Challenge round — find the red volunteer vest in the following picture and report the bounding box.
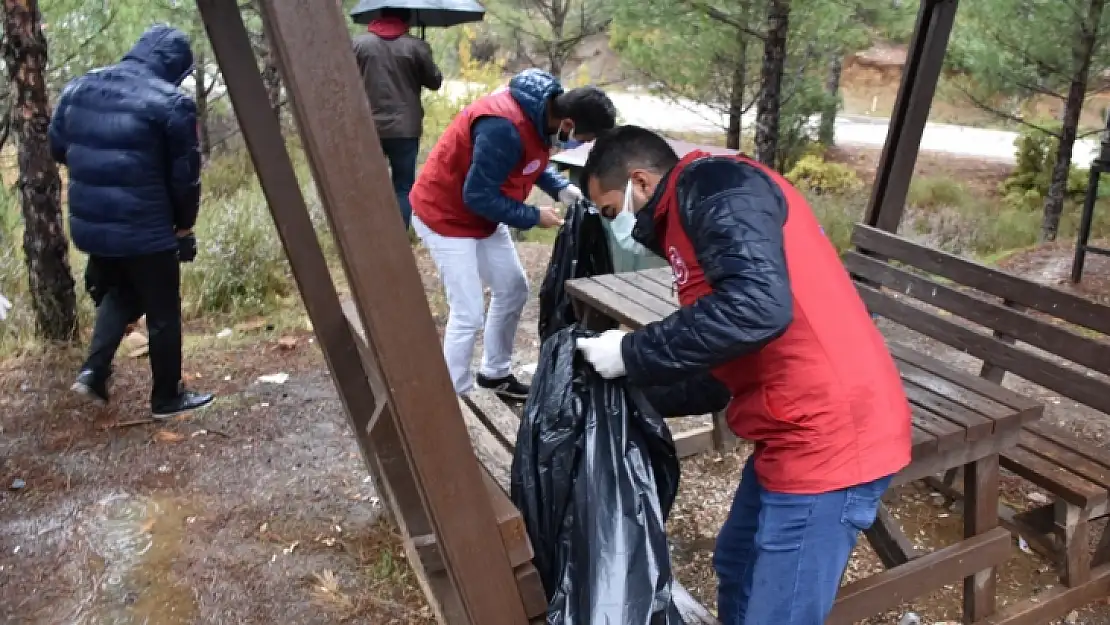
[656,151,912,494]
[410,89,550,238]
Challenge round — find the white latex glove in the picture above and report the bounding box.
[557,184,583,206]
[575,329,629,378]
[0,294,10,321]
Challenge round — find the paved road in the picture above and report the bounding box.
[441,80,1100,167]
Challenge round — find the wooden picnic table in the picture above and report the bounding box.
[565,267,1045,624]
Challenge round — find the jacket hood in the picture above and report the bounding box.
[509,69,563,145]
[122,25,194,86]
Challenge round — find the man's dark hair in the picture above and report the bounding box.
[381,7,412,20]
[582,125,680,192]
[551,86,617,136]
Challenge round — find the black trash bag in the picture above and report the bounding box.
[537,198,616,342]
[510,326,683,625]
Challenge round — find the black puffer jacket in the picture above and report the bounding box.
[621,157,795,417]
[50,25,199,258]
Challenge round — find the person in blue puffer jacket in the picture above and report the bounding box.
[49,24,213,418]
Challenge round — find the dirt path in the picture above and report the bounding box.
[3,240,1109,624]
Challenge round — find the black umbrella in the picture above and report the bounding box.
[349,0,486,28]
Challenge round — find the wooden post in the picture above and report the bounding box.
[864,0,959,233]
[195,1,528,623]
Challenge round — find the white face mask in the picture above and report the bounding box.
[610,180,647,255]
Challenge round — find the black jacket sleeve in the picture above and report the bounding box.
[165,94,202,231]
[638,372,732,418]
[621,158,794,387]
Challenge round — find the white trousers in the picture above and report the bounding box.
[413,216,529,394]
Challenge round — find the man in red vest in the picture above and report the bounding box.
[410,69,616,400]
[576,125,912,624]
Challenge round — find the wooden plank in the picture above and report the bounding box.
[711,409,740,452]
[904,380,994,440]
[463,388,520,452]
[460,399,514,491]
[1026,421,1110,470]
[963,454,1000,621]
[911,405,965,450]
[885,338,1045,419]
[613,271,678,310]
[843,251,1110,376]
[514,564,548,619]
[912,424,939,455]
[862,0,958,233]
[895,427,1021,487]
[197,0,383,472]
[566,276,662,328]
[827,526,1012,625]
[853,224,1110,336]
[863,505,920,568]
[594,273,677,319]
[896,359,1014,421]
[369,410,466,622]
[1019,430,1110,491]
[640,266,677,290]
[249,2,530,620]
[998,447,1105,508]
[980,561,1110,625]
[674,425,714,459]
[864,285,1104,414]
[197,4,472,622]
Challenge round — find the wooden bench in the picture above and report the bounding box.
[847,224,1110,623]
[564,268,1042,624]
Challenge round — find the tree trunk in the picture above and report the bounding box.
[253,0,283,120]
[1041,0,1104,242]
[726,37,747,151]
[754,0,790,166]
[3,0,76,341]
[818,52,843,147]
[193,52,211,159]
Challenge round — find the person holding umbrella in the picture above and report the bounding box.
[409,69,617,400]
[352,7,443,231]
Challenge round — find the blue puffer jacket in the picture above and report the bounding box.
[462,69,571,230]
[49,25,200,258]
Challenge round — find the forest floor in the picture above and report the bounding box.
[2,149,1110,625]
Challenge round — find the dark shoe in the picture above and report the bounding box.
[152,390,214,419]
[71,369,109,404]
[476,374,530,401]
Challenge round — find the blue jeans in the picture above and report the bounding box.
[380,137,420,230]
[714,456,893,624]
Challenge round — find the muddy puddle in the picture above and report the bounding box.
[73,492,195,625]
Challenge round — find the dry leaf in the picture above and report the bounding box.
[154,430,186,443]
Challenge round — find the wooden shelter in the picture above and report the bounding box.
[190,0,972,623]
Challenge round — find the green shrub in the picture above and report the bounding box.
[807,191,863,252]
[907,177,972,209]
[1000,123,1101,207]
[785,156,864,196]
[181,181,294,320]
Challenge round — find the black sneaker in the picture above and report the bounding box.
[476,374,530,401]
[152,390,215,419]
[71,369,110,404]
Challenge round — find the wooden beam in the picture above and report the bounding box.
[827,526,1011,625]
[199,1,529,622]
[864,0,959,232]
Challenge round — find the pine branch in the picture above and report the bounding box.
[957,85,1061,138]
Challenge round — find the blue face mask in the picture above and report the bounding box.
[610,180,648,255]
[551,125,576,150]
